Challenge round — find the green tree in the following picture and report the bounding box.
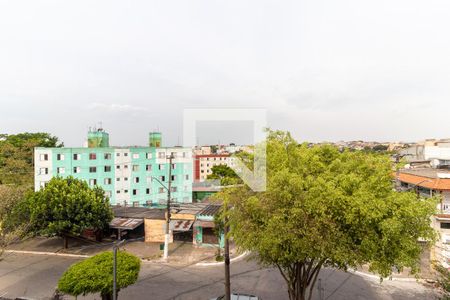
[207,164,241,186]
[0,132,63,185]
[0,185,30,259]
[58,250,141,300]
[18,177,112,248]
[219,130,437,300]
[434,262,450,299]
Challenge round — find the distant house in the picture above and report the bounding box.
[396,168,450,268]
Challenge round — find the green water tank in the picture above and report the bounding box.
[149,132,162,147]
[88,129,109,148]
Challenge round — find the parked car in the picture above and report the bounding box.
[211,293,260,300]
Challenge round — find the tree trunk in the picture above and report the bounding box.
[101,292,113,300]
[63,235,68,249]
[277,260,323,300]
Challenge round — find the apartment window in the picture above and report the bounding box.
[159,187,165,194]
[104,166,111,172]
[133,153,139,159]
[201,170,204,173]
[57,154,64,161]
[146,177,152,184]
[89,179,97,186]
[40,154,48,161]
[116,165,121,170]
[124,165,129,169]
[73,167,81,174]
[171,163,176,170]
[132,165,139,172]
[104,153,112,160]
[116,178,120,182]
[184,185,188,192]
[39,168,48,175]
[116,190,121,194]
[132,189,138,195]
[146,165,152,171]
[134,177,140,183]
[160,175,165,182]
[182,152,187,158]
[89,167,97,173]
[171,175,176,181]
[57,167,65,174]
[104,178,112,185]
[185,174,189,180]
[159,164,164,170]
[73,153,80,160]
[105,191,112,198]
[171,152,176,158]
[146,200,152,206]
[124,189,128,194]
[133,201,139,207]
[441,223,450,229]
[158,152,165,159]
[89,153,96,160]
[146,188,150,194]
[124,152,128,157]
[171,186,177,192]
[146,153,152,159]
[40,181,47,188]
[124,177,128,181]
[116,153,121,157]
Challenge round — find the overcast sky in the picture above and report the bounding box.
[1,0,449,147]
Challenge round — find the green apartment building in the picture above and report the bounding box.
[34,129,193,206]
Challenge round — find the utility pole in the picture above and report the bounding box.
[113,239,125,300]
[163,154,174,260]
[224,215,231,300]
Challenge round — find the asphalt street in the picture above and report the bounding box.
[0,252,440,300]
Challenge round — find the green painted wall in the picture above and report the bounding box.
[37,146,193,206]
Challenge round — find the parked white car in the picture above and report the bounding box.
[211,293,260,300]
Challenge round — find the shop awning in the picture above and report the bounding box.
[169,219,194,231]
[109,218,143,230]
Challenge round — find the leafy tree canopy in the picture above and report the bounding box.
[58,250,140,300]
[16,177,112,247]
[207,164,241,186]
[220,130,438,300]
[0,185,31,258]
[0,132,63,185]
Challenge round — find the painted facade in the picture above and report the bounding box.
[34,130,193,206]
[193,154,235,182]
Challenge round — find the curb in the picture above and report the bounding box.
[195,251,250,267]
[4,250,91,258]
[349,269,423,282]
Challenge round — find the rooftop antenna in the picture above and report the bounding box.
[99,121,103,131]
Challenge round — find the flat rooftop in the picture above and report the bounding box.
[400,168,450,179]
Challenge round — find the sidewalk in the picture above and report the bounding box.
[6,236,238,265]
